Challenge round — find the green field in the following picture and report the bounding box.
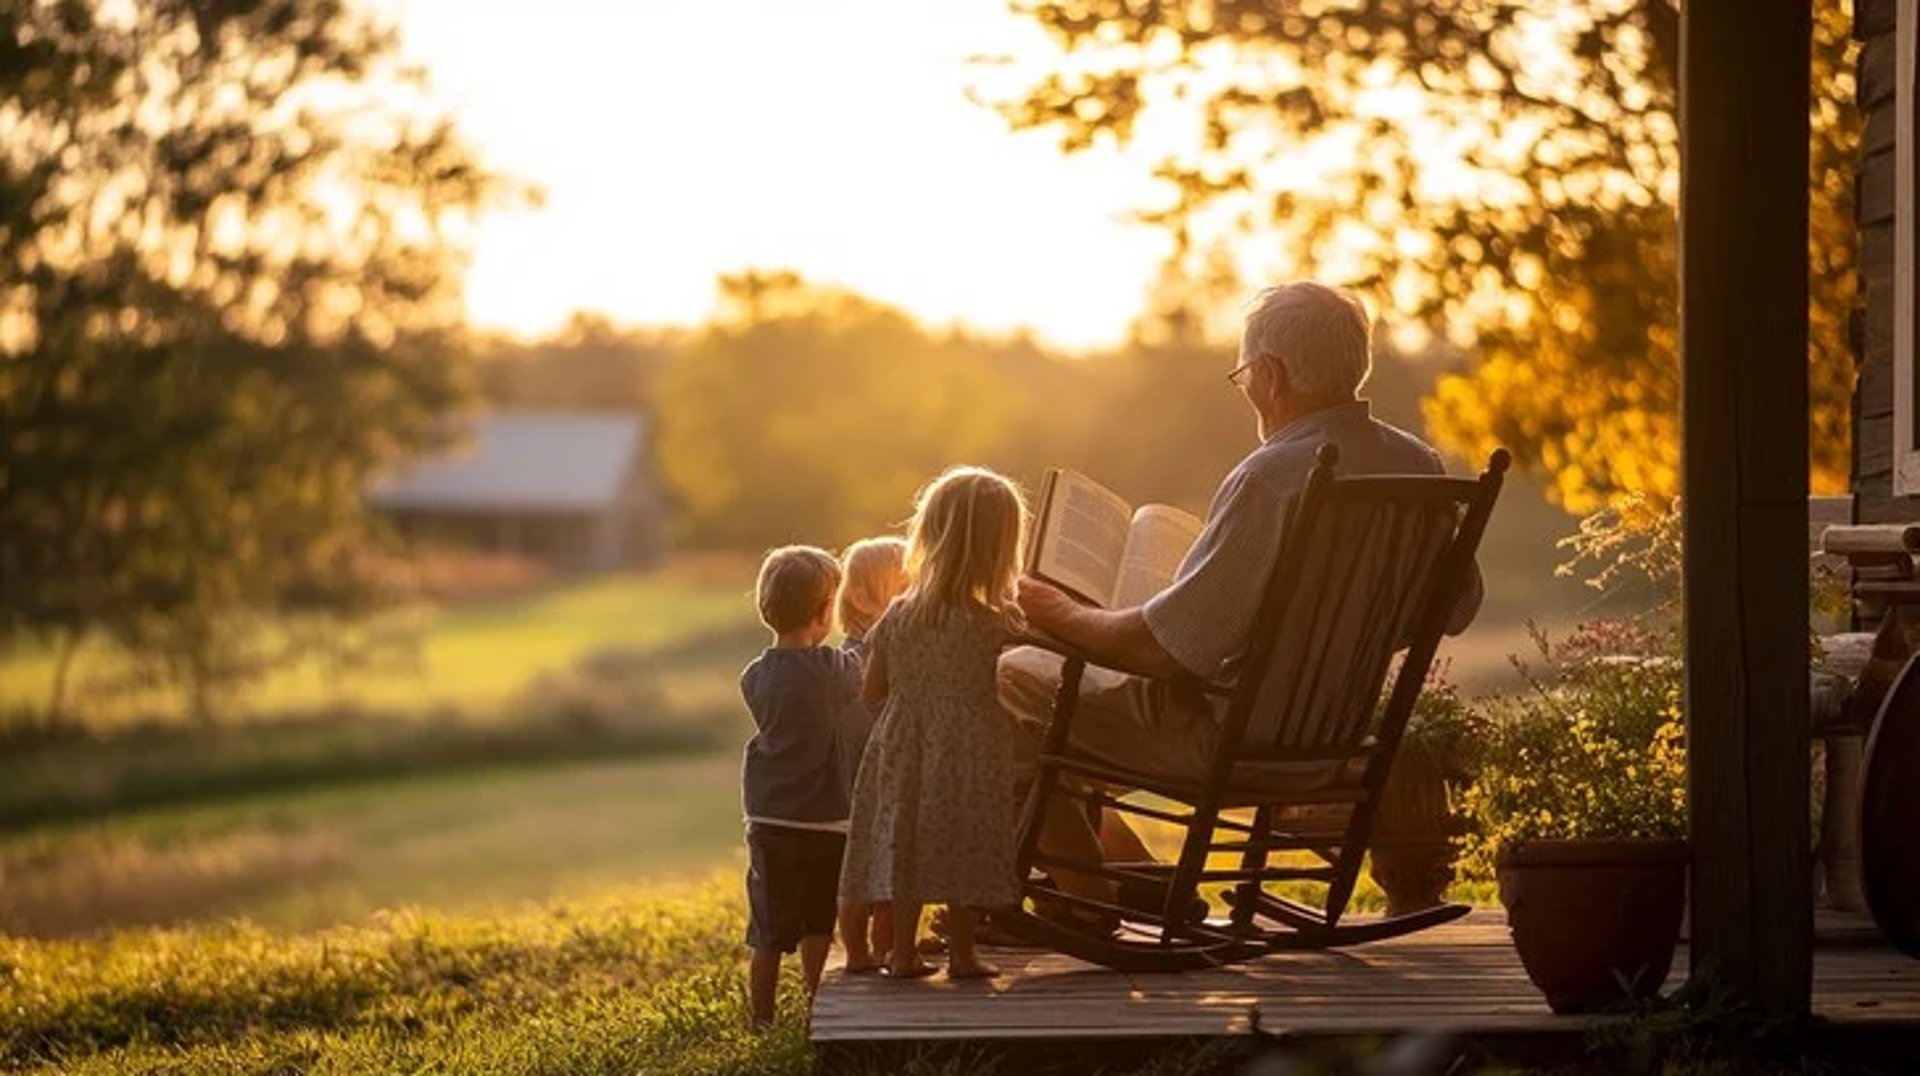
[0,564,769,827]
[0,561,762,726]
[0,753,749,938]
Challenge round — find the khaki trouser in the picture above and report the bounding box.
[997,645,1219,786]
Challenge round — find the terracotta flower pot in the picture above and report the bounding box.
[1496,838,1688,1013]
[1370,747,1460,917]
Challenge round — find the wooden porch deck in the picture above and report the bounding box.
[812,910,1920,1065]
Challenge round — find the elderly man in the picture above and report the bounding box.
[1001,281,1482,903]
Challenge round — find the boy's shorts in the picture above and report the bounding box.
[744,823,845,953]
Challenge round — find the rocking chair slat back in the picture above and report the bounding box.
[1240,495,1459,753]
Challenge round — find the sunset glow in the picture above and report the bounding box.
[391,0,1178,349]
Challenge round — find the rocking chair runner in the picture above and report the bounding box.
[997,443,1510,972]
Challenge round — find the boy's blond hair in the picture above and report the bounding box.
[754,546,840,633]
[836,537,909,640]
[902,467,1027,621]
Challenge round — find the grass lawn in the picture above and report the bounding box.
[0,560,761,727]
[0,752,751,937]
[0,561,769,828]
[0,876,816,1075]
[0,875,1294,1076]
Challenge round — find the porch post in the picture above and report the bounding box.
[1679,1,1813,1015]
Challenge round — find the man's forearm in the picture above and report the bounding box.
[1044,602,1187,679]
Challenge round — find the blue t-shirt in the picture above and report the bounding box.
[739,645,865,827]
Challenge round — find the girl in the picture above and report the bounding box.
[832,536,908,972]
[838,468,1027,980]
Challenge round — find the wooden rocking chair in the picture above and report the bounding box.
[996,444,1509,972]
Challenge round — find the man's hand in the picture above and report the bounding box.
[1017,576,1078,636]
[1016,575,1186,679]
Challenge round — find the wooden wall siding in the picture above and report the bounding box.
[1856,0,1904,519]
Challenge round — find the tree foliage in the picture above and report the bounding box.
[654,269,1283,551]
[989,0,1858,511]
[656,272,1023,549]
[469,313,672,415]
[0,0,521,717]
[653,271,1523,555]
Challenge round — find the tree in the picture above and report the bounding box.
[0,0,523,720]
[656,272,1020,549]
[470,313,674,415]
[987,0,1858,512]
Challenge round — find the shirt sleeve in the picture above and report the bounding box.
[1140,466,1289,678]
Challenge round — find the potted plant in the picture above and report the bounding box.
[1370,672,1487,917]
[1461,620,1688,1014]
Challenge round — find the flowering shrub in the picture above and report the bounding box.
[1398,665,1491,786]
[1458,620,1687,876]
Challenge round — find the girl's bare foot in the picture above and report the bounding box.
[946,959,1001,981]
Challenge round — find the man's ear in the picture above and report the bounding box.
[1266,356,1291,399]
[1252,353,1288,403]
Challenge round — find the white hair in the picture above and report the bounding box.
[1241,282,1373,398]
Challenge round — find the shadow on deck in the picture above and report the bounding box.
[811,910,1920,1072]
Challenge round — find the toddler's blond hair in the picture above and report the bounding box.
[837,537,908,640]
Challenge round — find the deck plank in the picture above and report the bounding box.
[811,909,1920,1044]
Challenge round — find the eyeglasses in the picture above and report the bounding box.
[1225,355,1259,386]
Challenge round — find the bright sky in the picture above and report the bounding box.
[391,0,1175,350]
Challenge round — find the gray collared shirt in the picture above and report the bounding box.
[1141,401,1448,679]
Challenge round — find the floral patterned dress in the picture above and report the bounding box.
[838,597,1021,907]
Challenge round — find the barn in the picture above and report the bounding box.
[370,412,665,572]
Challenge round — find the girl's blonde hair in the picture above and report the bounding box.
[837,537,909,640]
[901,466,1028,621]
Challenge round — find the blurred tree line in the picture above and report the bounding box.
[474,269,1458,552]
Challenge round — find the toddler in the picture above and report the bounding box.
[832,536,909,972]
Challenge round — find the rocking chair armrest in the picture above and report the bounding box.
[1004,631,1233,698]
[1005,629,1098,668]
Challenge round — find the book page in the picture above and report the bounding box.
[1111,504,1204,610]
[1031,469,1134,607]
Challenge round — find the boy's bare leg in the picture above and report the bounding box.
[838,902,877,971]
[945,906,1001,980]
[747,947,780,1030]
[799,934,830,996]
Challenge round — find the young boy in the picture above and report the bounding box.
[739,545,865,1030]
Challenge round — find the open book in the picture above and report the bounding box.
[1027,468,1204,609]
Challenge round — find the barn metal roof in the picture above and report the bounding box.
[370,412,644,515]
